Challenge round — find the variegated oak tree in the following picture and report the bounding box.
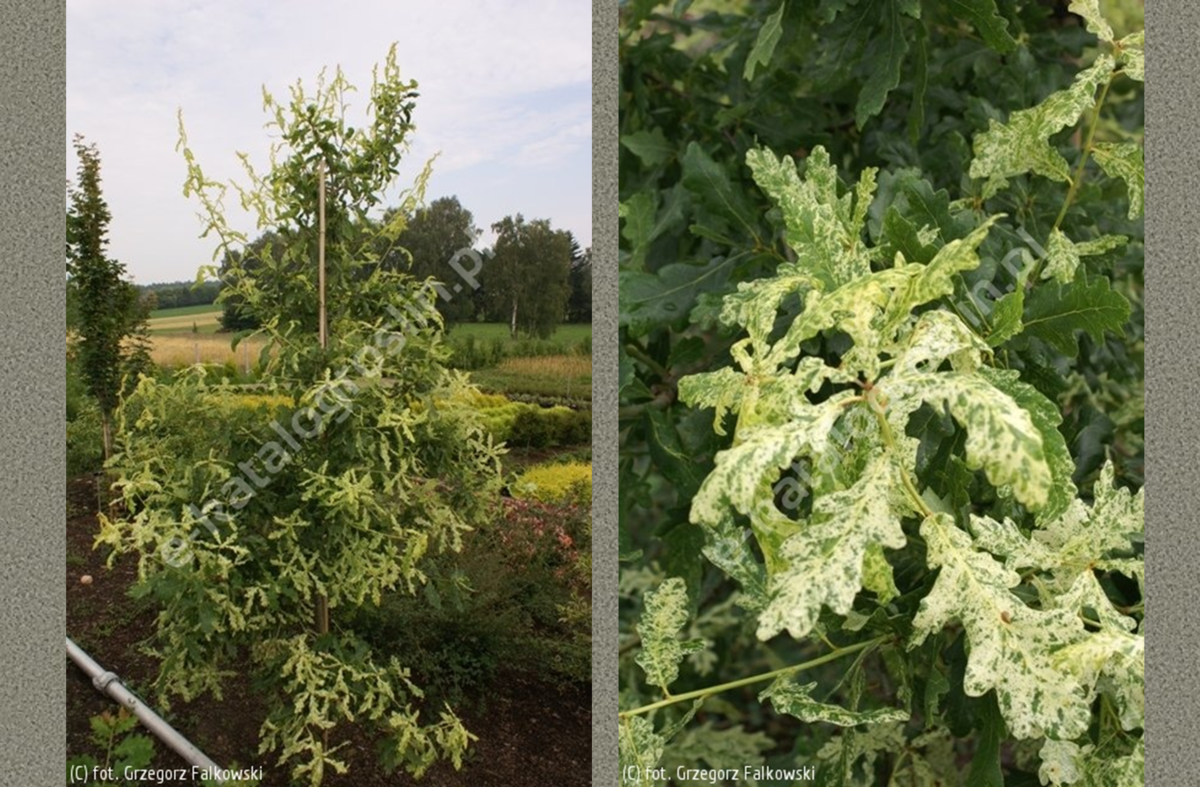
[619,1,1143,784]
[98,47,502,785]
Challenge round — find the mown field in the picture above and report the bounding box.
[145,305,592,402]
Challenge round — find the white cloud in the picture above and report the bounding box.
[67,0,591,283]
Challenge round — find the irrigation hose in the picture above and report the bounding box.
[66,637,226,784]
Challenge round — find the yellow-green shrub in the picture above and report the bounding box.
[512,462,592,506]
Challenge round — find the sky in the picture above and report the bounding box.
[66,0,592,285]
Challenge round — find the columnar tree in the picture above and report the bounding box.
[66,134,149,460]
[98,47,502,784]
[487,214,573,338]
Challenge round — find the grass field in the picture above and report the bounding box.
[445,323,591,345]
[147,303,222,335]
[149,334,268,369]
[471,355,592,401]
[145,306,593,399]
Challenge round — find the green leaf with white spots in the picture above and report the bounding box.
[883,371,1052,510]
[619,716,666,786]
[1068,0,1113,42]
[690,394,850,529]
[969,55,1114,197]
[635,578,707,691]
[1038,735,1144,787]
[1091,142,1144,219]
[760,678,910,726]
[757,454,908,640]
[1043,229,1081,285]
[977,366,1077,522]
[894,310,989,375]
[746,145,877,289]
[1118,30,1144,81]
[911,513,1091,740]
[880,218,999,340]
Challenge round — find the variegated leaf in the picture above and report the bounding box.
[912,513,1090,739]
[1091,142,1144,219]
[619,716,666,786]
[1068,0,1113,42]
[1118,30,1144,82]
[760,678,909,726]
[882,371,1052,510]
[893,310,989,374]
[757,455,907,641]
[970,55,1115,197]
[746,145,876,289]
[635,578,706,691]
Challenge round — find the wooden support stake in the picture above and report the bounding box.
[315,159,330,638]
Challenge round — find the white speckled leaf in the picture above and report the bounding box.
[757,455,906,641]
[969,55,1115,197]
[691,395,849,529]
[619,716,666,786]
[883,218,998,336]
[894,310,989,374]
[766,268,912,375]
[746,145,876,289]
[1050,573,1144,731]
[719,265,816,355]
[882,372,1052,510]
[911,513,1090,739]
[1038,737,1144,787]
[977,366,1078,523]
[1033,461,1143,575]
[760,678,910,726]
[1118,30,1144,82]
[635,578,706,691]
[1038,739,1085,787]
[1091,142,1144,219]
[1043,229,1081,284]
[1068,0,1113,41]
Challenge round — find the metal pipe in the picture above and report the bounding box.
[66,637,225,783]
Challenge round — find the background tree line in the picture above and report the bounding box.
[217,196,591,337]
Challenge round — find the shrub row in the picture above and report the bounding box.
[512,461,592,506]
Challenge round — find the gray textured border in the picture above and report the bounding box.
[1144,4,1199,784]
[0,0,67,780]
[593,0,618,785]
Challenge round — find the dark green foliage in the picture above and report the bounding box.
[66,135,152,458]
[484,214,574,338]
[379,196,482,325]
[138,279,221,311]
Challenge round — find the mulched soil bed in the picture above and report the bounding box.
[67,475,592,786]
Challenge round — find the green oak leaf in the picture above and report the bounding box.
[744,1,786,81]
[947,0,1017,53]
[1021,275,1130,357]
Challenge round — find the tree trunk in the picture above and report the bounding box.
[510,296,518,338]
